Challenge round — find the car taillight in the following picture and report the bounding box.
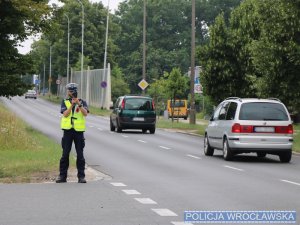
[232,123,241,133]
[121,99,125,109]
[232,123,253,133]
[275,124,293,134]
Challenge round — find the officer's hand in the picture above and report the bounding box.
[71,98,78,105]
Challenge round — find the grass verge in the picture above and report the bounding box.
[293,124,300,153]
[156,118,206,136]
[0,102,75,183]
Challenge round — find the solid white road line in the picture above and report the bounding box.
[187,154,201,160]
[134,198,157,204]
[138,140,147,143]
[171,222,194,225]
[224,165,244,172]
[122,190,141,195]
[159,146,171,150]
[151,208,178,217]
[110,182,127,187]
[281,179,300,186]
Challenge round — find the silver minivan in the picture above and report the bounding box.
[204,98,293,162]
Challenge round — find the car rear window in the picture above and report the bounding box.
[170,101,185,107]
[125,98,153,110]
[239,102,289,121]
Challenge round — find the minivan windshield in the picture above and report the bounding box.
[125,98,153,110]
[239,102,289,121]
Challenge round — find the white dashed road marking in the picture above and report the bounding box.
[135,198,157,204]
[151,208,178,217]
[97,128,103,131]
[187,154,201,159]
[281,179,300,186]
[110,182,127,187]
[138,140,147,143]
[122,190,141,195]
[159,146,171,150]
[172,222,194,225]
[121,135,129,138]
[224,165,244,172]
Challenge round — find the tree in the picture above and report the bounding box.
[163,68,189,122]
[115,0,242,93]
[146,77,167,118]
[30,0,120,92]
[111,66,130,103]
[0,0,51,97]
[199,0,300,111]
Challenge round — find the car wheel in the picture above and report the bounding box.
[257,152,267,158]
[149,127,155,134]
[223,138,233,161]
[204,134,214,156]
[142,129,147,133]
[279,150,292,163]
[110,119,115,132]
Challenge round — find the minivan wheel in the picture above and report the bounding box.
[279,150,292,163]
[110,119,115,132]
[257,152,267,158]
[204,135,214,156]
[142,129,147,133]
[149,127,155,134]
[223,138,233,161]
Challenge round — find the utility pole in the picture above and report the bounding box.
[189,0,196,124]
[77,0,84,97]
[103,0,110,71]
[49,45,52,96]
[64,14,70,83]
[142,0,146,95]
[43,63,45,96]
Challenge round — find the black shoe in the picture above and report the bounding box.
[56,176,67,183]
[78,177,87,183]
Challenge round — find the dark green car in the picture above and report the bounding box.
[110,95,156,134]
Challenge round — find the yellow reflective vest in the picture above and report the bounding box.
[60,100,86,131]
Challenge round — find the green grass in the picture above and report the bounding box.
[40,94,63,104]
[293,124,300,153]
[0,103,75,183]
[156,118,206,136]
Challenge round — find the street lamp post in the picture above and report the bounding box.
[190,0,196,124]
[142,0,147,95]
[77,0,84,96]
[103,0,110,71]
[64,14,70,83]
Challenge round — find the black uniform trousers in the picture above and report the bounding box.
[59,128,85,178]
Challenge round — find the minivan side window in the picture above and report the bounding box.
[212,104,223,121]
[218,102,230,120]
[226,102,238,120]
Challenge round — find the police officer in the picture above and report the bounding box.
[56,83,89,183]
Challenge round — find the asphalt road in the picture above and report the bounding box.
[1,96,300,225]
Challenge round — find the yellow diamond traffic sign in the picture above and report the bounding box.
[138,79,149,90]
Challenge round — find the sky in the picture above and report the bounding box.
[17,0,124,55]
